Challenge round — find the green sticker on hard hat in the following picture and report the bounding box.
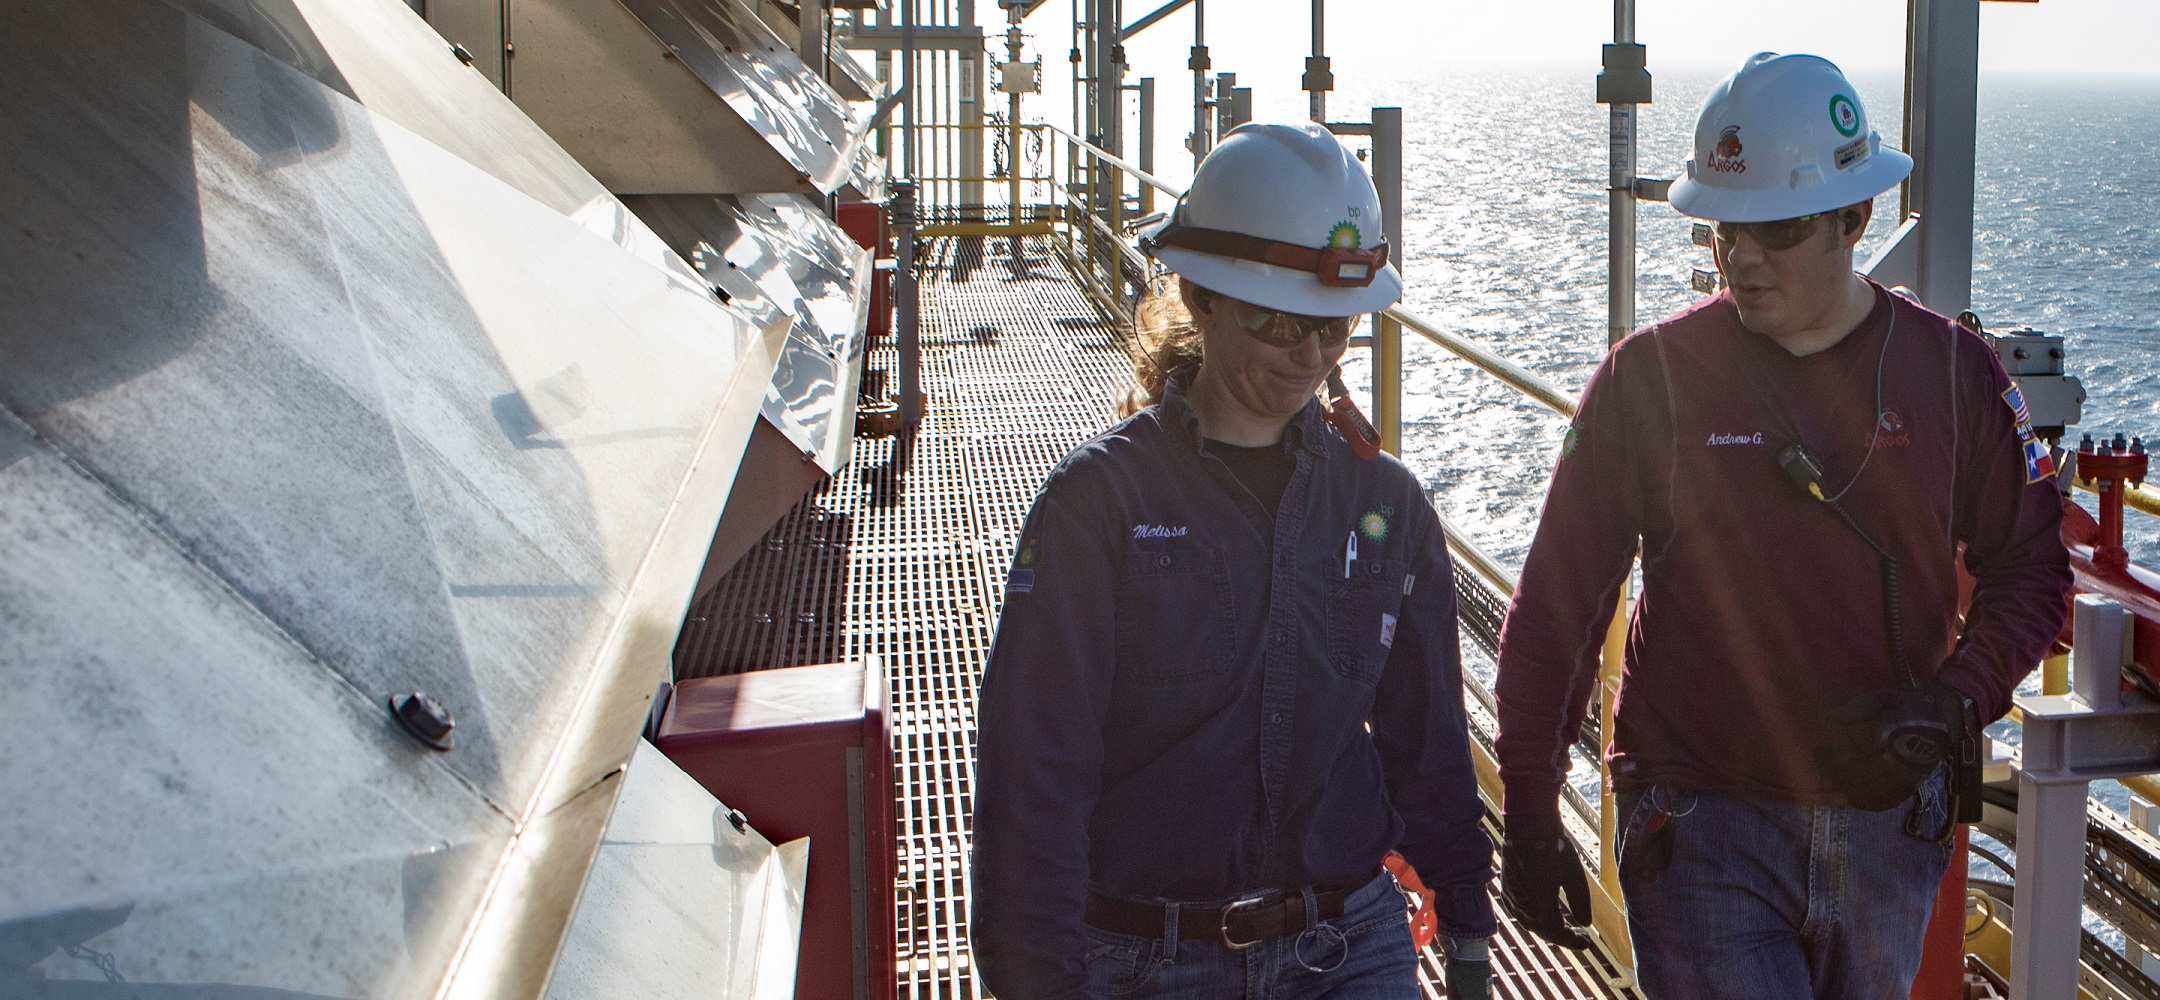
[1829,95,1860,138]
[1327,221,1362,249]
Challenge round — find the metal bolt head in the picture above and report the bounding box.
[389,692,455,751]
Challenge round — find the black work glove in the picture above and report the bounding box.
[1442,936,1491,1000]
[1817,681,1970,812]
[1499,807,1593,950]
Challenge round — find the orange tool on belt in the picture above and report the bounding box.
[1383,850,1439,950]
[1324,367,1384,461]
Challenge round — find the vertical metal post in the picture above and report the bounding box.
[1904,0,1980,316]
[901,0,916,181]
[892,181,922,427]
[1369,107,1403,454]
[962,47,985,217]
[1215,72,1237,138]
[1005,11,1025,237]
[895,0,921,428]
[1189,0,1209,168]
[1603,0,1639,347]
[1304,0,1329,124]
[1137,77,1156,217]
[797,0,828,81]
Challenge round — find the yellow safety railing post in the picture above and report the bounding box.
[1592,584,1635,969]
[2042,652,2070,696]
[1376,313,1403,454]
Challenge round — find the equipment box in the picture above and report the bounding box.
[657,659,895,1000]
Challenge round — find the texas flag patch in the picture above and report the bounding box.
[2001,385,2057,484]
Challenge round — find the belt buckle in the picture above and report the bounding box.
[1218,896,1265,950]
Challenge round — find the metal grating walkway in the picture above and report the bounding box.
[675,236,1644,1000]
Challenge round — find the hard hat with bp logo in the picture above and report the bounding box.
[1139,123,1401,318]
[1667,53,1913,223]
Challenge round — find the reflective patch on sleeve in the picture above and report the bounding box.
[1006,568,1035,594]
[1379,613,1398,649]
[1402,573,1416,596]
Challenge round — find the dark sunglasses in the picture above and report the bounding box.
[1201,291,1356,349]
[1709,212,1830,252]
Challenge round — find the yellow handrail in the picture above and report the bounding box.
[1437,512,1518,598]
[2072,475,2160,520]
[1386,304,1580,418]
[1043,124,1188,200]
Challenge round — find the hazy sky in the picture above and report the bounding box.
[1090,0,2160,78]
[996,0,2157,182]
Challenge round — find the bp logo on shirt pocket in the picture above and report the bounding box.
[1325,557,1407,684]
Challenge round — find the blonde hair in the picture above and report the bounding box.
[1121,276,1205,416]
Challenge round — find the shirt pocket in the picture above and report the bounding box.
[1325,557,1408,684]
[1115,545,1235,686]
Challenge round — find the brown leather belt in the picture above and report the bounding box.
[1082,867,1386,950]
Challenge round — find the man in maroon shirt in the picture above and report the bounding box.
[1493,54,2070,998]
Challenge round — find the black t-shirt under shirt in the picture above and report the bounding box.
[1204,438,1296,518]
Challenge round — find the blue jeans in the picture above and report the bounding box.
[1615,775,1953,1000]
[1080,871,1418,999]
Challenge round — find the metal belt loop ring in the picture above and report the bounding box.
[1293,923,1348,973]
[1218,896,1263,950]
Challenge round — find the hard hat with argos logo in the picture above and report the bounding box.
[1139,123,1401,318]
[1667,52,1913,223]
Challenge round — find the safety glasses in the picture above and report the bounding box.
[1709,212,1830,252]
[1210,294,1356,349]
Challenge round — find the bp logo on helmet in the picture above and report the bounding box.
[1829,95,1860,137]
[1327,221,1361,248]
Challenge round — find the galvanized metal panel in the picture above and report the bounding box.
[0,413,512,997]
[621,194,871,474]
[545,741,808,1000]
[1,3,786,996]
[608,0,863,193]
[162,0,716,299]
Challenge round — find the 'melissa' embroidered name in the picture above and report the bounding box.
[1132,524,1189,539]
[1707,432,1764,446]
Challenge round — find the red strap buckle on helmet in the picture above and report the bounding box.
[1143,224,1389,289]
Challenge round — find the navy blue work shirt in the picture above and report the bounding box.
[969,368,1495,998]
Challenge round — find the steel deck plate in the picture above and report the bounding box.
[675,236,1643,1000]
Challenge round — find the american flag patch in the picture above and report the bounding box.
[2002,384,2057,484]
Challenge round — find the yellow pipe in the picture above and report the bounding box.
[1435,513,1518,597]
[2041,652,2070,697]
[1387,304,1580,418]
[2124,774,2160,806]
[1593,585,1633,969]
[2070,472,2160,519]
[1376,314,1403,455]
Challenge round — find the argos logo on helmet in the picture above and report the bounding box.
[1708,126,1746,174]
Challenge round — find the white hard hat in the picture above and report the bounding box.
[1667,53,1913,223]
[1140,123,1401,317]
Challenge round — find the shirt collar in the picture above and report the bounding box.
[1158,364,1329,458]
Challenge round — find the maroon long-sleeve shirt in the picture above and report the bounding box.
[1496,284,2071,807]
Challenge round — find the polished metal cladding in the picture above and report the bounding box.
[544,742,808,1000]
[625,194,873,476]
[0,1,783,996]
[161,0,714,294]
[464,0,870,195]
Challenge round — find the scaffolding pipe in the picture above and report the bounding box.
[1305,0,1328,123]
[897,0,921,426]
[1369,107,1402,453]
[1605,1,1637,347]
[1190,0,1209,168]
